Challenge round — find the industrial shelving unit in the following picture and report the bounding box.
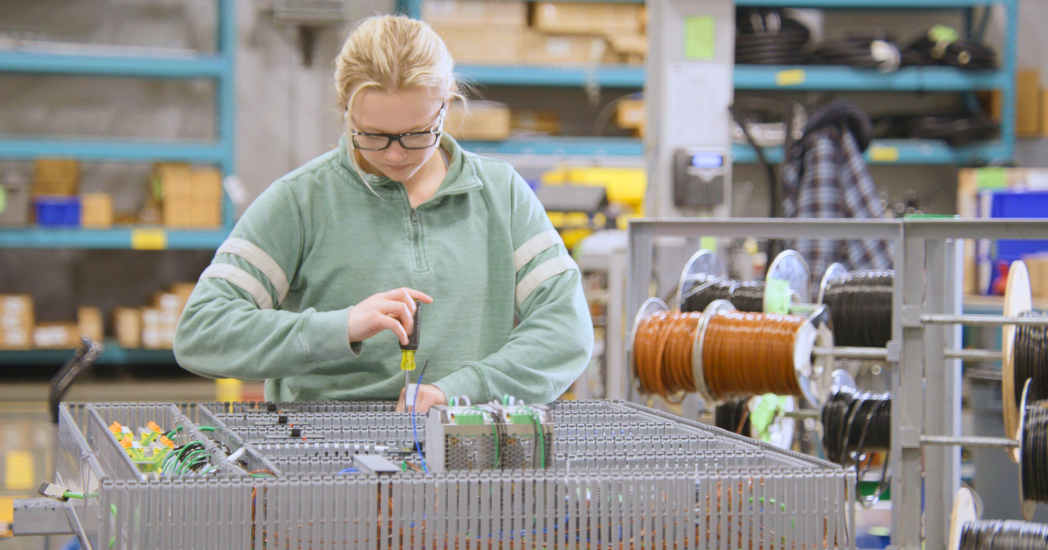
[624,217,1048,550]
[0,0,236,362]
[407,0,1018,167]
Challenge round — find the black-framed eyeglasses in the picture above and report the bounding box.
[350,104,446,151]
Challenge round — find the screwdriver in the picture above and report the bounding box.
[400,300,422,393]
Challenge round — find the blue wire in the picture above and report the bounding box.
[412,366,429,474]
[337,468,358,475]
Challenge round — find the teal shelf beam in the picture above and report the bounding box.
[462,137,1010,165]
[0,138,226,163]
[0,228,230,249]
[455,65,645,88]
[458,64,1008,91]
[734,66,1008,91]
[0,340,176,366]
[0,51,227,79]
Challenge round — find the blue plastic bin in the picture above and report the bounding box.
[33,196,81,227]
[991,191,1048,261]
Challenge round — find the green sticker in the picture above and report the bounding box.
[0,185,6,214]
[684,16,716,60]
[929,25,959,45]
[764,277,791,314]
[750,394,786,443]
[975,167,1008,190]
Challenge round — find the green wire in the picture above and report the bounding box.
[467,406,500,467]
[520,406,545,469]
[63,491,84,500]
[198,426,216,432]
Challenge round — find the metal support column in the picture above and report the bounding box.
[606,248,627,400]
[894,233,924,550]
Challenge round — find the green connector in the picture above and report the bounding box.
[454,413,486,425]
[510,412,536,425]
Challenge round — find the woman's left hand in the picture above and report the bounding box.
[396,384,448,413]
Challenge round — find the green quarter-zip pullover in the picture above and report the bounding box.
[174,134,594,404]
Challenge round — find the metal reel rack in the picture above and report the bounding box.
[625,217,1048,550]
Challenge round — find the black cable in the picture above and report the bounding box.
[714,398,752,436]
[812,34,905,71]
[682,278,767,314]
[1022,400,1048,504]
[905,35,997,70]
[821,386,891,467]
[1013,312,1048,407]
[821,270,894,348]
[960,519,1048,549]
[735,9,811,65]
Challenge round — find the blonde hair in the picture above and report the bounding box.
[334,14,464,121]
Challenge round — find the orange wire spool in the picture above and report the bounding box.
[633,301,822,404]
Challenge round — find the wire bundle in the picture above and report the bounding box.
[960,520,1048,549]
[1022,401,1048,503]
[821,386,891,467]
[634,309,809,402]
[812,35,906,71]
[735,8,811,65]
[821,270,894,348]
[714,398,752,435]
[905,35,997,70]
[1013,311,1048,406]
[682,278,767,314]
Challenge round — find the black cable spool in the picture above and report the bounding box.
[714,397,752,435]
[735,8,811,65]
[821,270,894,348]
[1022,398,1048,504]
[681,278,767,314]
[959,520,1048,549]
[1013,311,1048,407]
[812,34,903,71]
[821,386,891,467]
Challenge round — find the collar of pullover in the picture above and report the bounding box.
[336,133,484,202]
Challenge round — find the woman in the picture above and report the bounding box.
[174,14,593,412]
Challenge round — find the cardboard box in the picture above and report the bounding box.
[77,307,104,343]
[533,2,644,35]
[432,24,524,64]
[141,308,163,349]
[81,193,113,229]
[1016,69,1041,138]
[171,282,196,303]
[33,323,79,349]
[1041,89,1048,137]
[1,295,34,329]
[511,109,561,135]
[423,0,527,26]
[616,98,645,136]
[607,33,647,63]
[522,30,611,65]
[113,308,141,349]
[33,159,79,196]
[1026,253,1048,298]
[0,327,31,349]
[444,101,512,141]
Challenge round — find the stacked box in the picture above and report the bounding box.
[426,0,527,64]
[0,295,34,350]
[141,308,162,349]
[33,322,79,349]
[531,2,645,63]
[113,308,141,349]
[444,101,512,141]
[78,307,104,343]
[81,193,114,229]
[153,292,188,348]
[32,159,79,196]
[158,164,223,228]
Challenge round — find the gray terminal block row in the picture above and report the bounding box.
[47,399,855,549]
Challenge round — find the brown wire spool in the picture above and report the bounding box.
[631,298,833,406]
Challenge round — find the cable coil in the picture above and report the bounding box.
[959,520,1048,549]
[682,278,768,314]
[634,309,807,402]
[821,270,894,348]
[821,386,891,506]
[1021,399,1048,504]
[1014,311,1048,407]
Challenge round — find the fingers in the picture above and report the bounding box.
[383,287,434,307]
[395,387,407,413]
[375,314,409,345]
[377,300,414,333]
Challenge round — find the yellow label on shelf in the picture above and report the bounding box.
[868,146,900,162]
[4,451,34,491]
[131,228,167,250]
[775,69,806,87]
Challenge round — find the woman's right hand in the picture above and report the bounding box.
[347,288,433,345]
